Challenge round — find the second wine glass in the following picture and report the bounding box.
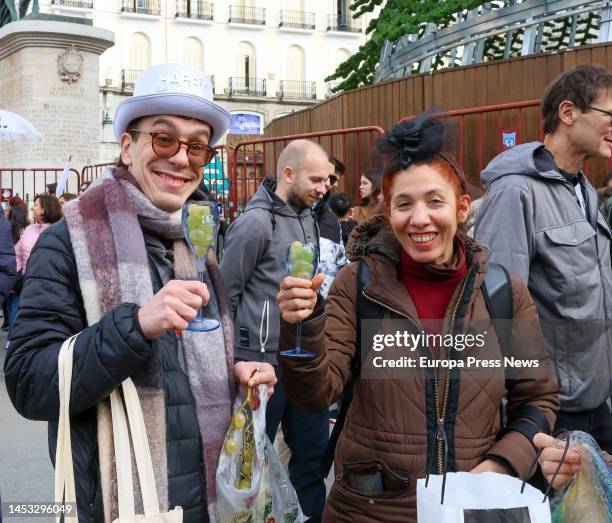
[279,241,318,359]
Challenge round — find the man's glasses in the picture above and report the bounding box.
[585,106,612,119]
[130,129,217,167]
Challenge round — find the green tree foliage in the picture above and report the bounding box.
[327,0,602,94]
[325,0,487,93]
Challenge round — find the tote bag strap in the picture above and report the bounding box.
[54,334,80,522]
[111,378,161,517]
[109,389,136,517]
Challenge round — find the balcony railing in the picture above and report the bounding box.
[176,1,214,20]
[326,14,361,32]
[326,80,341,98]
[122,0,161,16]
[228,77,266,97]
[279,10,315,29]
[229,5,265,25]
[279,80,316,100]
[51,0,94,7]
[121,69,143,91]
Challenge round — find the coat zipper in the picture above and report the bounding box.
[434,269,473,474]
[363,268,473,475]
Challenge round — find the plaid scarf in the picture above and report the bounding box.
[63,167,234,522]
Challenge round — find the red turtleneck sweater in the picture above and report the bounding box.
[399,241,468,335]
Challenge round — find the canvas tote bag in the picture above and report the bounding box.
[55,335,183,522]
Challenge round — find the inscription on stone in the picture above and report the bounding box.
[0,76,33,105]
[49,84,86,98]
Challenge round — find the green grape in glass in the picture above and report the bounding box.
[280,241,318,359]
[181,202,220,332]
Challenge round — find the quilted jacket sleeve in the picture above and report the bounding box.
[0,213,16,303]
[483,273,560,478]
[4,220,153,421]
[277,263,359,411]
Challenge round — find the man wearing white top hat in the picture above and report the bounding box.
[5,64,276,523]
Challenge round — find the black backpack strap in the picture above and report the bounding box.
[482,262,513,356]
[482,263,552,438]
[320,260,383,477]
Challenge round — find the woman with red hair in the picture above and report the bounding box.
[276,112,560,521]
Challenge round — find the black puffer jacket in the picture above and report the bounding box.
[4,219,207,523]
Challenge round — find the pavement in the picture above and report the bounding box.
[0,329,54,522]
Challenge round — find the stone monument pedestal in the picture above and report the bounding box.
[0,16,114,178]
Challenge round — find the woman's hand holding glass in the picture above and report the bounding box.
[277,272,325,324]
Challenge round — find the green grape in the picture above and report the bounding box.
[186,215,200,230]
[238,478,251,490]
[297,248,314,263]
[194,245,208,257]
[188,204,206,218]
[189,229,207,245]
[232,412,246,429]
[241,461,252,475]
[224,438,237,454]
[290,260,313,278]
[242,446,254,460]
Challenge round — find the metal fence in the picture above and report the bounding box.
[228,77,267,97]
[121,69,142,91]
[0,168,81,208]
[279,10,315,29]
[279,80,316,100]
[121,0,160,15]
[175,0,214,20]
[228,5,265,25]
[229,126,385,219]
[326,14,361,32]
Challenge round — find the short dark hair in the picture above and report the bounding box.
[46,182,58,195]
[542,64,612,135]
[328,155,346,175]
[60,193,77,202]
[329,192,352,218]
[35,194,63,224]
[117,117,145,168]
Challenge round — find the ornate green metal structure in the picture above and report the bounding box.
[0,0,39,28]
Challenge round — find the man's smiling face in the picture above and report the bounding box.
[119,114,211,211]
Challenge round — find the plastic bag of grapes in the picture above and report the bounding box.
[216,383,304,523]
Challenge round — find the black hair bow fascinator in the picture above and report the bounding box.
[377,109,446,171]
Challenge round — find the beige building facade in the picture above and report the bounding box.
[35,0,380,162]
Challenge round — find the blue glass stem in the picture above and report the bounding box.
[295,320,303,352]
[196,266,205,320]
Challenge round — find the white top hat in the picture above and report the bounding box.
[113,64,231,146]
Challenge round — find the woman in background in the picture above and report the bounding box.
[350,167,383,225]
[6,196,30,245]
[7,194,63,335]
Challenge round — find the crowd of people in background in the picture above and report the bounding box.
[1,62,611,523]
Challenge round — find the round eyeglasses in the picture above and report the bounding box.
[130,129,217,167]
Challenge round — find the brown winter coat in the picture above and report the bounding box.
[278,216,559,522]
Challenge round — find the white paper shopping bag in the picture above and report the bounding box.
[417,472,551,523]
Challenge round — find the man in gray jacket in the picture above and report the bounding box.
[475,65,612,451]
[220,139,330,522]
